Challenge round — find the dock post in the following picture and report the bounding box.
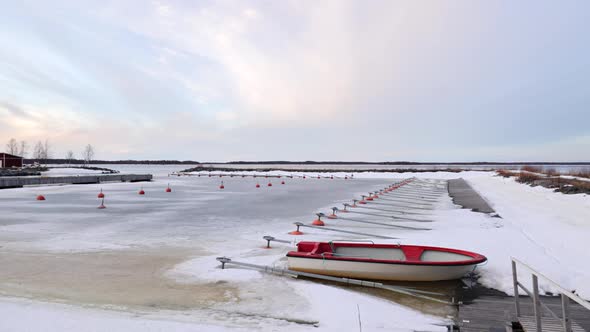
[511,260,521,317]
[561,293,571,332]
[532,274,542,332]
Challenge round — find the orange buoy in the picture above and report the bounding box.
[327,208,338,219]
[312,214,325,226]
[97,189,104,199]
[36,195,46,201]
[97,198,106,209]
[288,224,304,235]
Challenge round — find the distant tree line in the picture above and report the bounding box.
[226,161,590,165]
[22,159,200,165]
[5,138,98,166]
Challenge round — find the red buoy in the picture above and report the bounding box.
[97,189,104,199]
[330,175,334,179]
[303,175,306,179]
[165,185,172,193]
[219,181,225,189]
[36,195,46,201]
[267,182,272,187]
[281,180,285,185]
[138,188,145,195]
[256,183,261,188]
[312,218,325,226]
[312,214,325,226]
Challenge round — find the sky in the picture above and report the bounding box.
[1,0,589,162]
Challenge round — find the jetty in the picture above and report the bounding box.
[0,174,152,189]
[448,178,496,214]
[458,258,590,331]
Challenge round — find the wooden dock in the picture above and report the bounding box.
[458,295,590,331]
[0,174,152,189]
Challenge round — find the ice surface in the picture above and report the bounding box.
[1,166,588,331]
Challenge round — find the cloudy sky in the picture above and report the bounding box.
[1,1,589,162]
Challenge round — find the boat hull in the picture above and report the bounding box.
[287,256,476,281]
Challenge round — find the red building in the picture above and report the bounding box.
[0,153,23,168]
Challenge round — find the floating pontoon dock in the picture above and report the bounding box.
[0,174,153,189]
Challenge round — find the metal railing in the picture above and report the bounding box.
[511,257,590,332]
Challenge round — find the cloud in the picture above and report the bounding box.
[1,1,589,160]
[0,101,34,119]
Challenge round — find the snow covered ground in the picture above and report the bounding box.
[0,166,588,331]
[41,167,106,176]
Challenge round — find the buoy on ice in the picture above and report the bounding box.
[328,208,338,219]
[288,224,304,235]
[97,198,106,209]
[36,195,46,201]
[97,189,105,199]
[267,182,272,187]
[281,180,285,185]
[312,213,325,226]
[219,181,225,189]
[256,183,260,188]
[138,188,145,195]
[165,184,172,193]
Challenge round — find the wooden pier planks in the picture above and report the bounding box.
[458,296,589,331]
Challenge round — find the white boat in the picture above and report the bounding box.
[286,241,486,281]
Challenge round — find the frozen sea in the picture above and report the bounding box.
[1,165,589,331]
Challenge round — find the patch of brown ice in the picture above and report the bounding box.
[0,247,238,311]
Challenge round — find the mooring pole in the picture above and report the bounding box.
[532,274,542,332]
[561,293,571,332]
[512,260,521,317]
